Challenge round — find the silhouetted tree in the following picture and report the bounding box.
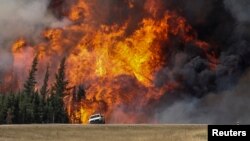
[0,56,71,124]
[40,65,50,99]
[54,57,68,97]
[6,108,13,124]
[12,93,20,123]
[49,57,69,123]
[75,85,86,102]
[23,55,38,96]
[32,91,40,123]
[0,95,7,124]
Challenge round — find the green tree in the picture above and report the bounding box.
[32,91,40,123]
[12,93,20,124]
[21,55,40,123]
[54,57,68,97]
[38,95,46,123]
[49,57,69,123]
[19,55,38,123]
[19,92,28,123]
[40,65,50,99]
[4,93,16,124]
[23,55,38,96]
[0,95,7,124]
[6,108,13,124]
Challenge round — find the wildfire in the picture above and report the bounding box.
[10,0,218,123]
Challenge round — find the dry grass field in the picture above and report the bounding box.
[0,124,207,141]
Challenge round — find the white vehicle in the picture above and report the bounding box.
[88,113,105,124]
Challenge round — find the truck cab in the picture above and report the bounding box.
[88,113,105,124]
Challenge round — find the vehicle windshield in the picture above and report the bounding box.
[90,114,101,119]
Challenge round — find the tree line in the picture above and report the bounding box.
[0,56,69,124]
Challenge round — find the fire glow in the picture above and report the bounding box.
[10,0,218,123]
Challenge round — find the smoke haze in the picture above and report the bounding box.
[156,69,250,124]
[154,0,250,124]
[0,0,69,70]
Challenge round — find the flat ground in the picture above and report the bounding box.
[0,124,207,141]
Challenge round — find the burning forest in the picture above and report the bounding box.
[0,0,250,124]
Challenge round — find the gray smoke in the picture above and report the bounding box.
[0,0,55,46]
[156,69,250,124]
[224,0,250,23]
[0,0,69,70]
[154,0,250,124]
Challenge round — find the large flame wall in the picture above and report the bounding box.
[9,0,217,123]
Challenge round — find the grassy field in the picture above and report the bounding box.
[0,124,207,141]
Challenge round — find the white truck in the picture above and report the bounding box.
[88,113,105,124]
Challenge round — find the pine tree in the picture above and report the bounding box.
[49,57,69,123]
[54,57,68,97]
[19,55,39,123]
[32,91,40,123]
[23,55,38,96]
[19,92,25,124]
[6,108,13,124]
[40,65,50,99]
[38,95,45,123]
[46,94,54,123]
[0,95,3,123]
[12,93,20,123]
[0,95,7,124]
[5,93,15,124]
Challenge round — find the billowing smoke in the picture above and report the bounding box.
[154,0,250,124]
[224,0,250,23]
[0,0,70,90]
[0,0,68,70]
[156,70,250,124]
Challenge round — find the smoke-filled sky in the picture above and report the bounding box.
[0,0,53,42]
[0,0,250,124]
[0,0,69,71]
[0,0,50,70]
[156,70,250,124]
[155,0,250,124]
